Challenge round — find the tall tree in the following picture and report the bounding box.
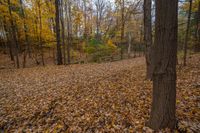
[95,0,105,40]
[195,1,200,52]
[55,0,63,65]
[20,0,30,68]
[127,31,132,58]
[148,0,178,130]
[183,0,192,66]
[66,0,72,64]
[38,0,45,66]
[2,16,14,61]
[83,0,88,38]
[120,0,125,59]
[60,0,66,65]
[144,0,152,79]
[7,0,20,68]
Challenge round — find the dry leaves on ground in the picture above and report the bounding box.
[0,55,199,132]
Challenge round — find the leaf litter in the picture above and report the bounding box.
[0,55,199,132]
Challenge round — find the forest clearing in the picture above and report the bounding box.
[0,54,199,132]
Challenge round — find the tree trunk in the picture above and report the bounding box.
[55,0,63,65]
[183,0,192,66]
[148,0,178,130]
[20,0,30,68]
[120,0,125,60]
[66,0,71,64]
[83,0,87,38]
[96,7,100,40]
[144,0,153,79]
[8,0,19,68]
[3,16,14,61]
[195,1,200,52]
[95,0,105,41]
[60,0,66,65]
[38,1,45,66]
[127,32,132,58]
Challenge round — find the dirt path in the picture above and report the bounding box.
[0,56,199,132]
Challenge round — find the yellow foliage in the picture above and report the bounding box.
[107,39,117,49]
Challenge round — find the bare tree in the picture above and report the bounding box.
[148,0,178,130]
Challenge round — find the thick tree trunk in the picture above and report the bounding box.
[183,0,192,66]
[55,0,63,65]
[148,0,178,130]
[144,0,152,79]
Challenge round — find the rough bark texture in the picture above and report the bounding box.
[148,0,178,130]
[183,0,192,66]
[55,0,63,65]
[144,0,152,79]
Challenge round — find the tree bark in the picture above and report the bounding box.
[60,0,66,65]
[20,0,30,68]
[83,0,87,38]
[66,0,71,64]
[183,0,192,66]
[38,1,45,66]
[55,0,63,65]
[95,0,105,41]
[2,16,14,61]
[120,0,125,60]
[127,32,132,58]
[195,1,200,52]
[144,0,153,79]
[7,0,19,68]
[148,0,178,130]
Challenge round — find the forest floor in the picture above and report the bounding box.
[0,54,199,132]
